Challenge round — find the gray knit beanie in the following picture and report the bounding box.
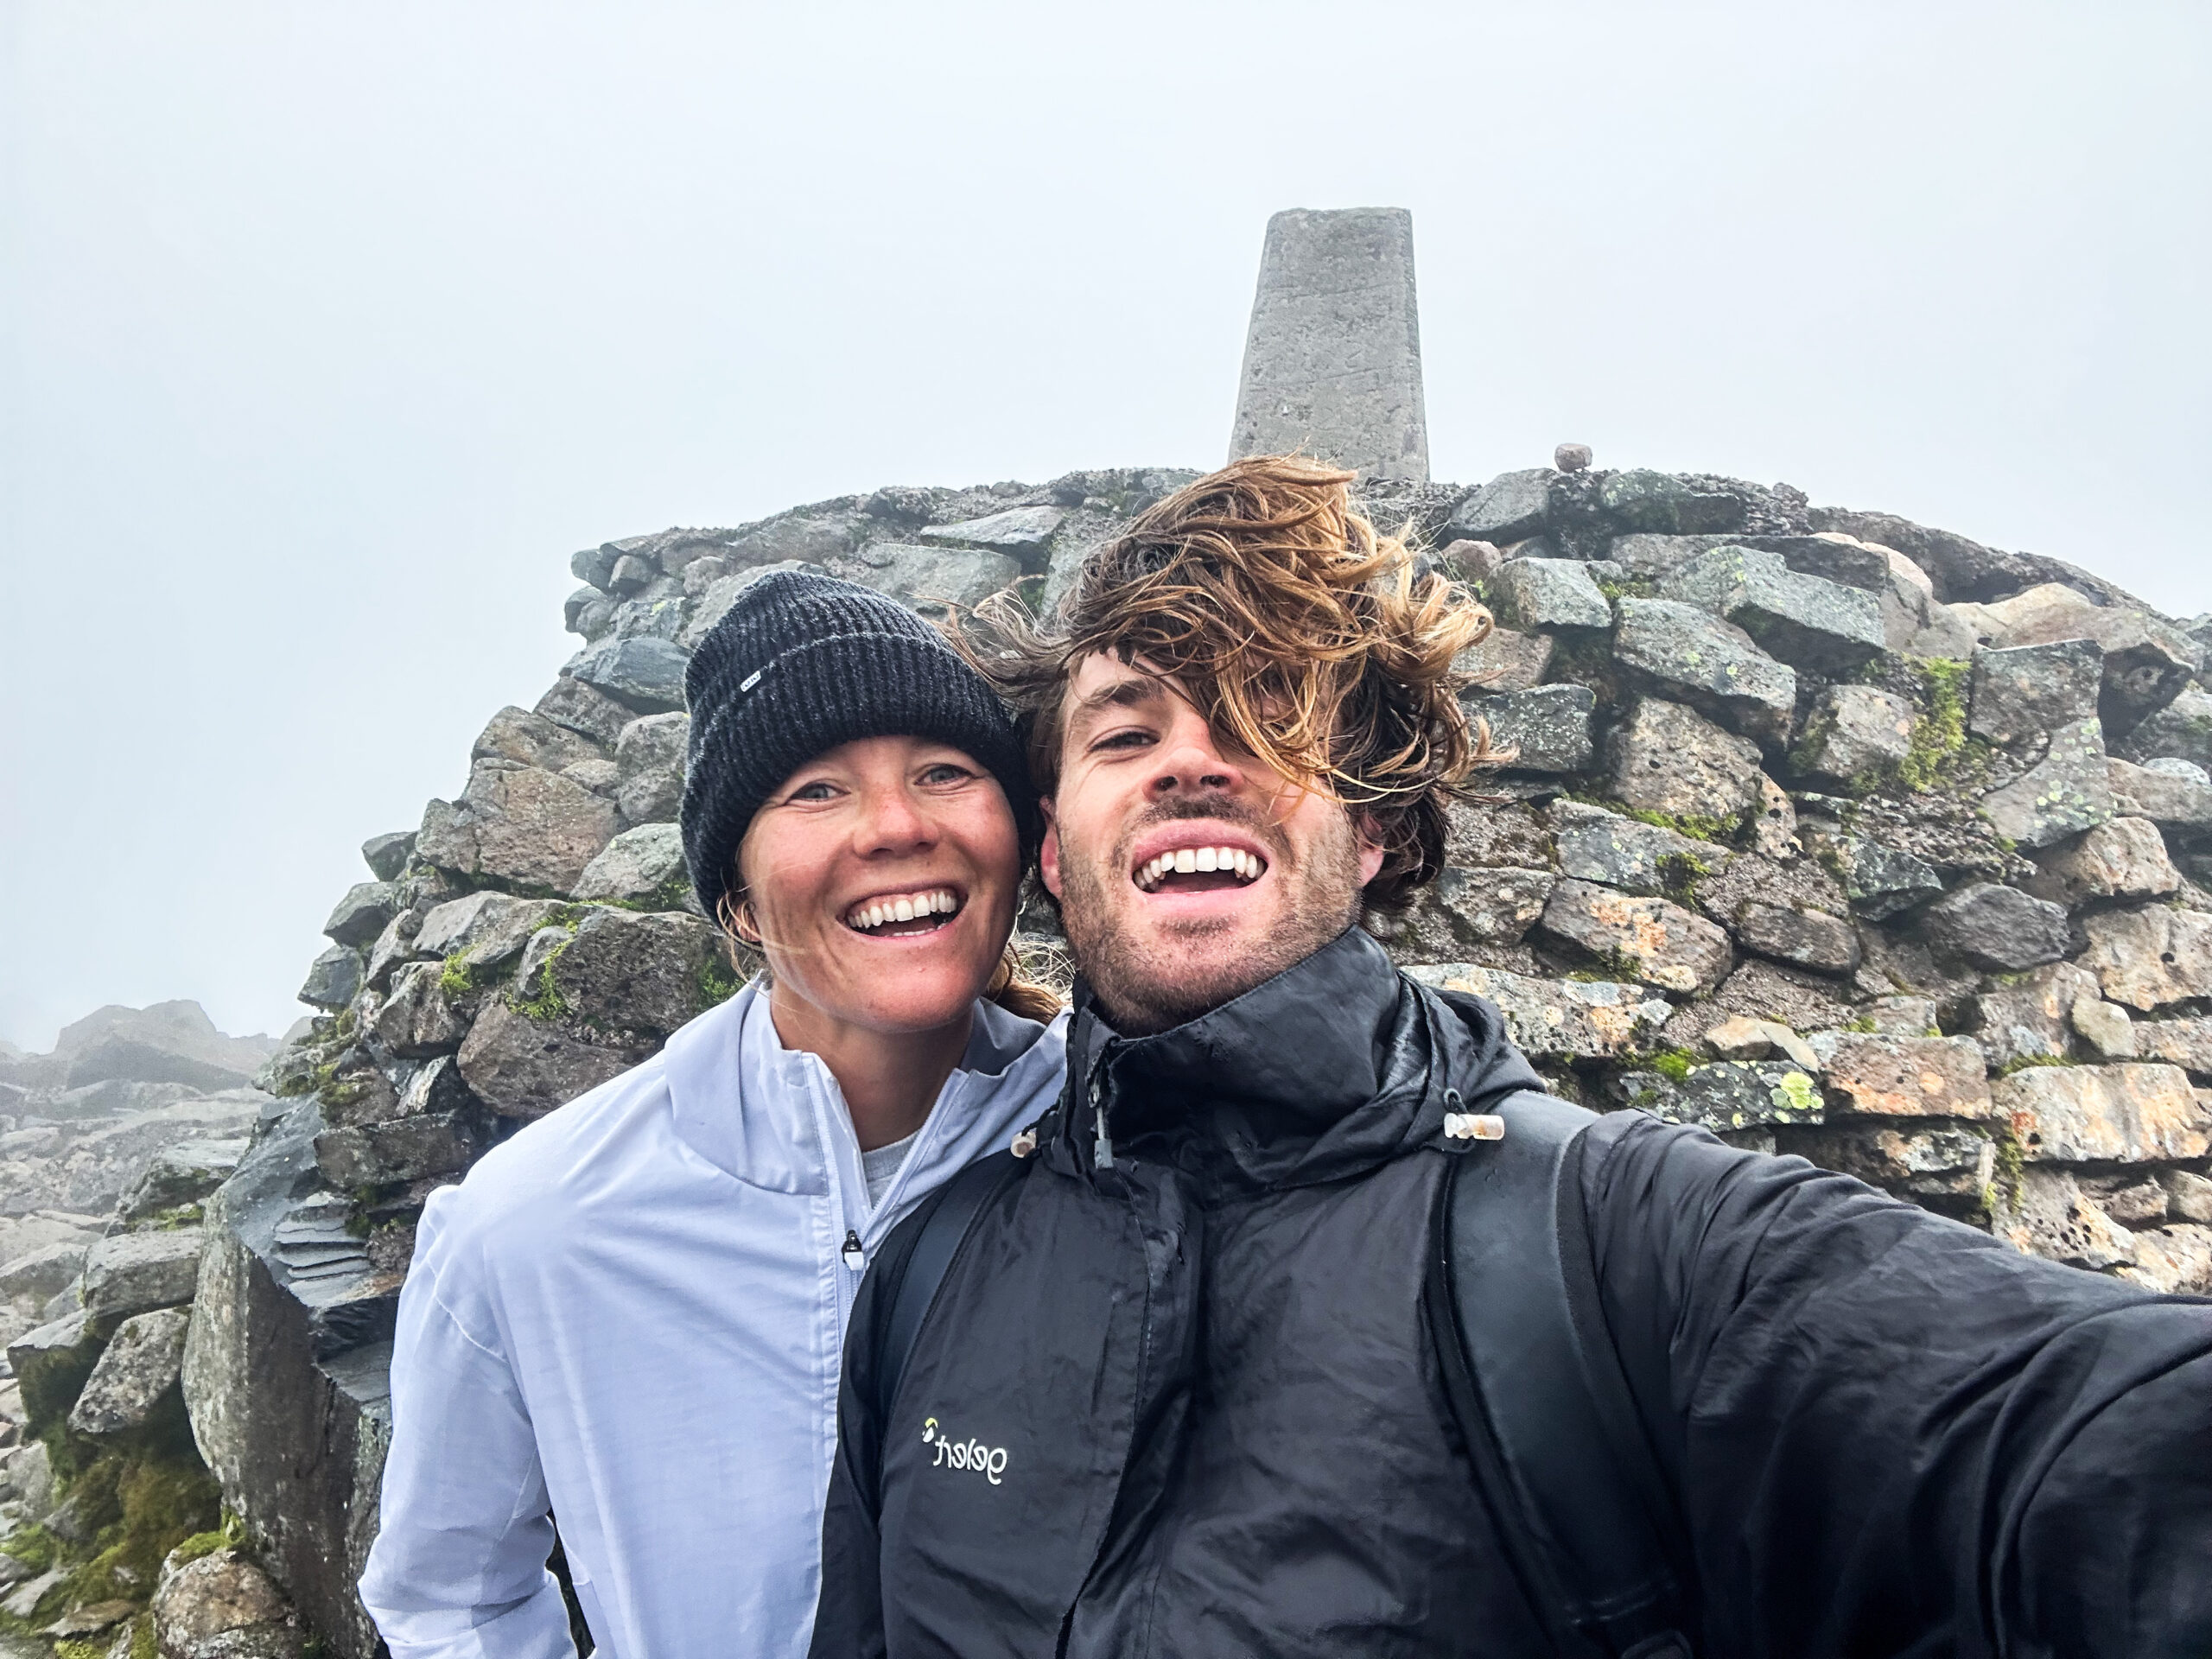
[679,571,1037,924]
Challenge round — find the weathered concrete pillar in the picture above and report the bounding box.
[1228,207,1429,481]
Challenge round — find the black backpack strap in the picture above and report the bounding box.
[870,1147,1026,1434]
[1427,1091,1694,1659]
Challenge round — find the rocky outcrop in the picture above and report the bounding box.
[0,1012,292,1653]
[158,446,2210,1656]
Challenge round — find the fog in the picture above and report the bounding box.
[3,1,2206,1048]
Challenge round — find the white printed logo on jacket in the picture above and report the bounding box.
[922,1417,1007,1485]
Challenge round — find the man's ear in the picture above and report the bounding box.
[1039,798,1064,900]
[1355,813,1387,887]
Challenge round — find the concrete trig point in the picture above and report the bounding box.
[1228,207,1429,482]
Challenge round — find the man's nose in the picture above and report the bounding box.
[1148,715,1245,799]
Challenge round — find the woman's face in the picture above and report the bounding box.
[736,735,1022,1038]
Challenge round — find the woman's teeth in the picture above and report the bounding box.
[843,889,962,933]
[1132,847,1265,893]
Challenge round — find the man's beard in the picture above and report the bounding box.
[1057,793,1366,1036]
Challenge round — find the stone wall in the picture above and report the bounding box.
[185,458,2212,1652]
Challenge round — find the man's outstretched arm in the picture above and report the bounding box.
[1582,1112,2212,1659]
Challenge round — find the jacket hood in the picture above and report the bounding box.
[1062,926,1543,1194]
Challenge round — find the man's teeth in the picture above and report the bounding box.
[844,889,962,931]
[1132,847,1265,892]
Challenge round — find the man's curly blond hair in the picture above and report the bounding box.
[957,454,1500,913]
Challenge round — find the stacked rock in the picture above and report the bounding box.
[212,460,2209,1656]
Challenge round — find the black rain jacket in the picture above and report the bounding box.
[811,927,2212,1658]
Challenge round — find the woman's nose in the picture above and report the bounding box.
[854,785,935,852]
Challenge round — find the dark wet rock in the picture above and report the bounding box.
[1613,598,1796,741]
[315,1113,479,1190]
[1923,882,2073,971]
[1605,698,1765,832]
[1732,901,1860,976]
[1536,879,1734,995]
[1969,639,2104,747]
[69,1305,192,1436]
[359,833,416,884]
[614,710,690,826]
[416,762,620,894]
[1613,1061,1824,1134]
[9,1313,106,1433]
[1658,545,1885,675]
[1807,830,1944,918]
[1484,558,1611,632]
[565,636,690,714]
[1476,684,1595,773]
[534,673,637,747]
[1794,684,1916,785]
[184,1101,399,1659]
[1784,1122,1994,1211]
[82,1228,205,1321]
[454,1002,645,1122]
[1977,718,2112,849]
[2120,686,2212,772]
[1402,965,1670,1059]
[1969,963,2101,1071]
[1550,802,1732,896]
[1447,469,1553,544]
[1599,469,1745,536]
[1444,800,1554,871]
[1365,866,1556,959]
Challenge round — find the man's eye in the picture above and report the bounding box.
[1092,729,1155,753]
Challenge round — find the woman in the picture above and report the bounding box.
[359,572,1067,1658]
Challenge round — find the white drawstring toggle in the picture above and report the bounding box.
[1445,1112,1506,1141]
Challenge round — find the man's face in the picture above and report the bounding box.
[1039,652,1384,1034]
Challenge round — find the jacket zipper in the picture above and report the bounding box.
[1056,1071,1167,1659]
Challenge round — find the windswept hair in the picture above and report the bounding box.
[957,455,1501,912]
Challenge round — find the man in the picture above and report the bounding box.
[810,456,2212,1658]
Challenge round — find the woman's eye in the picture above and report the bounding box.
[919,764,973,786]
[786,780,838,803]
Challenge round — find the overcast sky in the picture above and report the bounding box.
[3,2,2207,1050]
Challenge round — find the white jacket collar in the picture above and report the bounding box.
[660,978,1063,1195]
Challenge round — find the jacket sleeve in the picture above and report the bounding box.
[810,1256,890,1659]
[1581,1110,2212,1659]
[359,1202,578,1659]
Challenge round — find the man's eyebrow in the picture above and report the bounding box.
[1070,673,1169,718]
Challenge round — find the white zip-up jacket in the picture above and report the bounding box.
[359,982,1067,1658]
